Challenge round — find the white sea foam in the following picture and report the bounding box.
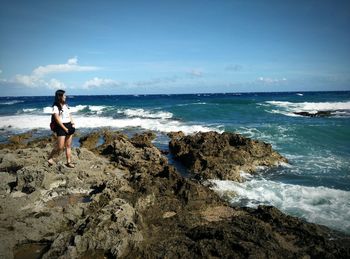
[209,178,350,233]
[43,107,53,114]
[0,114,221,134]
[88,106,106,114]
[42,105,108,114]
[265,101,350,117]
[176,102,207,107]
[120,108,173,119]
[22,108,37,112]
[0,100,24,105]
[69,105,89,113]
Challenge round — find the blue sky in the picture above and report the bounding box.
[0,0,349,96]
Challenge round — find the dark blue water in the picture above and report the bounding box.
[1,91,350,232]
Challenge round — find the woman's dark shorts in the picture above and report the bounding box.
[55,122,75,137]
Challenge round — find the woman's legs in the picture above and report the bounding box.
[48,136,66,164]
[65,134,73,164]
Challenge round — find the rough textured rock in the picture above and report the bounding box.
[0,130,349,259]
[169,131,288,181]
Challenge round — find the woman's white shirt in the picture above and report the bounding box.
[52,104,71,123]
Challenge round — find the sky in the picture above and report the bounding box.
[0,0,350,96]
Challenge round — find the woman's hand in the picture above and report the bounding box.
[64,127,69,133]
[71,122,75,128]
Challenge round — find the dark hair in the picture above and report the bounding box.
[52,89,66,112]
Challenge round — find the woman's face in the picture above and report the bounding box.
[58,94,66,103]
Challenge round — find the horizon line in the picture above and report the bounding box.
[0,90,349,98]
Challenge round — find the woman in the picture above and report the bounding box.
[48,89,76,168]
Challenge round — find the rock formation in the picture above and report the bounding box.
[0,131,349,258]
[169,131,287,181]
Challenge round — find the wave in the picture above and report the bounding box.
[119,108,173,119]
[22,108,37,112]
[176,102,207,107]
[209,178,350,233]
[264,101,350,117]
[42,105,108,114]
[0,100,24,105]
[0,114,221,134]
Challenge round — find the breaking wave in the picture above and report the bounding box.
[264,101,350,117]
[209,178,350,233]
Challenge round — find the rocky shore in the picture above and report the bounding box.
[0,130,349,258]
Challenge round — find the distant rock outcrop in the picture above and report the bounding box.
[169,131,287,181]
[294,110,332,117]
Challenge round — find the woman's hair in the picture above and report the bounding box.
[52,89,66,111]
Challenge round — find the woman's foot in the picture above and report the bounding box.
[65,162,75,168]
[48,159,55,166]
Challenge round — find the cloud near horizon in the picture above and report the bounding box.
[257,77,287,84]
[7,57,99,89]
[188,69,203,77]
[32,57,98,77]
[83,77,122,89]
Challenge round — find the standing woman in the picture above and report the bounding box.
[48,90,76,167]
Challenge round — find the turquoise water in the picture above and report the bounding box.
[1,91,350,233]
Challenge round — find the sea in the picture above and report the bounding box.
[1,91,350,234]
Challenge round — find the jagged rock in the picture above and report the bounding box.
[0,130,349,259]
[169,131,288,181]
[79,131,100,150]
[130,131,156,148]
[0,172,16,194]
[16,166,47,194]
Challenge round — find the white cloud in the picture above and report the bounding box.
[67,57,78,65]
[32,57,98,77]
[188,69,203,77]
[83,77,121,88]
[47,78,66,89]
[13,74,66,89]
[257,77,287,84]
[8,57,99,88]
[14,74,40,87]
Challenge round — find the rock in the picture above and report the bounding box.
[130,131,156,148]
[79,131,100,150]
[294,111,332,117]
[0,130,349,259]
[16,166,47,193]
[169,131,288,181]
[0,172,16,194]
[8,131,33,145]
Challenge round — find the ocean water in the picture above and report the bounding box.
[1,91,350,233]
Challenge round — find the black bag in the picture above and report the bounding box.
[50,114,57,131]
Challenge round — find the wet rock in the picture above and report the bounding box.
[169,131,287,181]
[294,110,332,117]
